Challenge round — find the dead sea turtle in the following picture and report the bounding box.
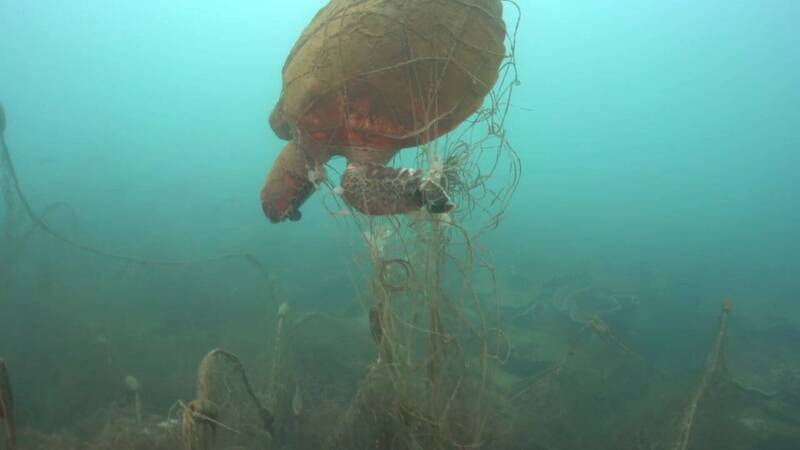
[261,0,506,223]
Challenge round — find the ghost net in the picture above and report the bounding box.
[298,1,523,448]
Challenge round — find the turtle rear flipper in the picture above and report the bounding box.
[340,162,454,216]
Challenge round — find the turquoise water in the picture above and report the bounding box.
[1,1,799,449]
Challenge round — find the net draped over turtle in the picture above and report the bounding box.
[261,0,506,223]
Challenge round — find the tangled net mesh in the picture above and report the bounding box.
[173,349,272,450]
[304,0,523,448]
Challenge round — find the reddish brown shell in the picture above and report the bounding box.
[269,0,506,160]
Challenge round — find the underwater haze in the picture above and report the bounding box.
[1,1,799,449]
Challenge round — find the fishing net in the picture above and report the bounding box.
[175,349,272,450]
[277,0,524,448]
[193,0,524,446]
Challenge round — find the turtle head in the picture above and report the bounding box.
[261,141,324,223]
[269,100,293,140]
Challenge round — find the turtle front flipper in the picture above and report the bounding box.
[340,162,454,216]
[261,141,326,223]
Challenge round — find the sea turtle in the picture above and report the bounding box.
[261,0,506,223]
